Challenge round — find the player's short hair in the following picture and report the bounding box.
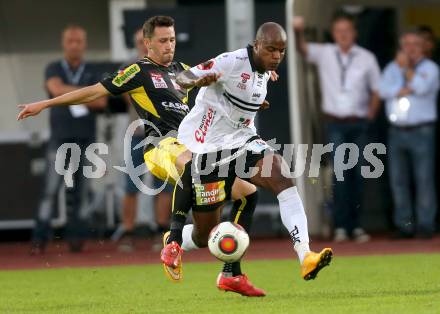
[143,16,175,38]
[331,12,356,28]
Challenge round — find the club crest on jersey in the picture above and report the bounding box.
[195,107,215,143]
[241,73,250,83]
[196,59,214,70]
[112,64,140,87]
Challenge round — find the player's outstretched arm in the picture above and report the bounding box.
[176,70,221,89]
[17,83,110,120]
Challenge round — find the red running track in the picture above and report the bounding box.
[0,236,439,270]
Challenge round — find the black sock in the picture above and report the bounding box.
[230,190,258,232]
[222,190,259,276]
[167,163,193,245]
[222,261,243,277]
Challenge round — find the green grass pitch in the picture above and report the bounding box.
[1,254,439,314]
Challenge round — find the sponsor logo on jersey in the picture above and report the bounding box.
[241,73,251,83]
[112,64,140,87]
[194,181,226,206]
[150,72,168,88]
[161,101,189,112]
[196,59,214,70]
[194,107,215,143]
[252,93,261,98]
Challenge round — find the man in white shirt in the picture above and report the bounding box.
[379,30,439,239]
[160,22,332,293]
[294,14,381,242]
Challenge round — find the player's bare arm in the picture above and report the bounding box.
[17,82,109,120]
[46,78,107,110]
[176,70,221,89]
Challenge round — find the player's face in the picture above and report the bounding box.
[146,26,176,66]
[255,40,286,71]
[135,30,148,58]
[332,20,356,51]
[62,29,87,61]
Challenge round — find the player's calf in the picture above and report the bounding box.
[251,152,333,279]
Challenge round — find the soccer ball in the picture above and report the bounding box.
[208,222,250,263]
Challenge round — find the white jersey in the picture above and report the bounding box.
[177,46,271,154]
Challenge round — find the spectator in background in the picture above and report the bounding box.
[294,14,381,243]
[379,30,438,239]
[117,29,172,252]
[30,25,107,255]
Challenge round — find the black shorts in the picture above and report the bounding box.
[190,136,275,212]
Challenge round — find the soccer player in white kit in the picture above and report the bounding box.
[161,22,332,295]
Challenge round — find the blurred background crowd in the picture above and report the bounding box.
[1,0,439,255]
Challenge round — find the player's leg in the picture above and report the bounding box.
[161,200,223,282]
[166,152,258,246]
[249,152,332,280]
[143,137,191,245]
[166,156,193,245]
[216,178,265,297]
[153,181,172,250]
[222,179,257,277]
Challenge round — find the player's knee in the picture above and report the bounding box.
[268,156,295,194]
[175,150,192,172]
[231,179,257,200]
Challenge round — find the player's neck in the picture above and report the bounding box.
[251,50,266,73]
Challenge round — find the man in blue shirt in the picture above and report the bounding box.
[379,30,439,239]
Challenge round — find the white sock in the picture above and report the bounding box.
[181,224,199,252]
[277,186,311,264]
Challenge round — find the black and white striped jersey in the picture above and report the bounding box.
[177,45,271,153]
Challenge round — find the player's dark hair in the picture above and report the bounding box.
[143,16,175,38]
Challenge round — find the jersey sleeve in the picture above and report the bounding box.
[188,53,235,83]
[100,63,143,95]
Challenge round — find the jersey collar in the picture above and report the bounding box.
[145,56,173,68]
[246,45,265,74]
